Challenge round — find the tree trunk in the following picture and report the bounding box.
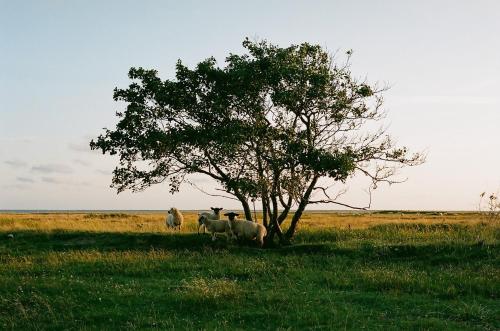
[241,199,252,221]
[271,217,285,243]
[265,210,286,246]
[267,226,276,242]
[234,192,252,221]
[285,175,319,240]
[262,189,289,245]
[270,194,278,226]
[262,198,268,228]
[277,196,292,225]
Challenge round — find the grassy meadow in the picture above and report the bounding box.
[0,211,498,330]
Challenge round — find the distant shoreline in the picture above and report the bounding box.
[0,209,478,214]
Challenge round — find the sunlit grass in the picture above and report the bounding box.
[0,212,498,330]
[0,211,486,233]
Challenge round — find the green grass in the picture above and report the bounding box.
[0,215,499,330]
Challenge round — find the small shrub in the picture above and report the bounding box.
[479,192,500,222]
[83,213,138,220]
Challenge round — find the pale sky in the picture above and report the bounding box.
[1,1,499,210]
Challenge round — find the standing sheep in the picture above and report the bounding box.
[197,207,223,234]
[199,217,232,242]
[224,212,267,247]
[166,207,184,231]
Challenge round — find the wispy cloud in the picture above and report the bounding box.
[95,169,111,175]
[41,176,90,187]
[68,142,91,152]
[41,177,62,184]
[2,184,28,190]
[16,177,35,183]
[0,137,34,145]
[4,160,27,167]
[69,135,103,154]
[32,164,73,174]
[74,159,91,166]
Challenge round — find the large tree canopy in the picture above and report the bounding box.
[91,39,424,244]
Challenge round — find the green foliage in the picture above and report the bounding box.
[90,39,424,240]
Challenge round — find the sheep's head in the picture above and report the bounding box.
[211,207,223,215]
[224,212,239,221]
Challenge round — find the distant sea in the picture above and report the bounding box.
[0,210,180,214]
[0,209,473,214]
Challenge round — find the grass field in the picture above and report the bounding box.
[0,212,498,330]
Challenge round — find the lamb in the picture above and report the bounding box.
[197,207,224,234]
[165,207,184,230]
[199,217,232,242]
[224,212,267,247]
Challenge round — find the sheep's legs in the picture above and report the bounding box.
[211,233,217,241]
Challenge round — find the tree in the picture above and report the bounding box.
[90,39,424,245]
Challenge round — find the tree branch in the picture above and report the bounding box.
[186,180,239,201]
[309,185,373,210]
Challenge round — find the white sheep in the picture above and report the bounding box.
[197,207,224,234]
[166,207,183,230]
[224,212,267,247]
[199,217,232,241]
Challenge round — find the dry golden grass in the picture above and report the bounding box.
[0,213,194,233]
[297,212,487,230]
[0,211,488,234]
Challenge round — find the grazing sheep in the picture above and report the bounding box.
[166,207,183,230]
[199,217,232,241]
[224,212,267,247]
[197,207,224,234]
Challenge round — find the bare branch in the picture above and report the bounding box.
[186,180,239,201]
[309,185,373,210]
